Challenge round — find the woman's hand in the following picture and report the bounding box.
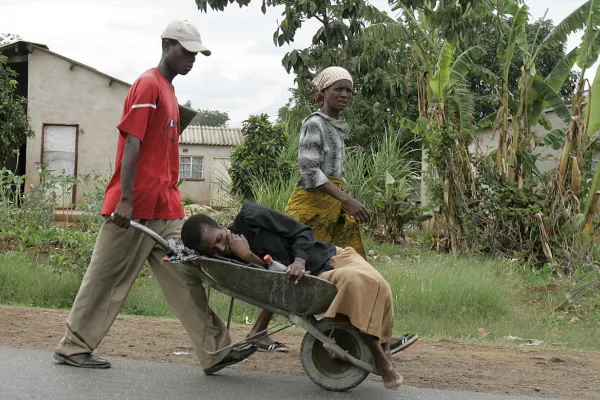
[226,230,251,259]
[316,181,371,224]
[342,197,370,224]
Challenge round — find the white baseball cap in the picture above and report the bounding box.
[161,20,211,56]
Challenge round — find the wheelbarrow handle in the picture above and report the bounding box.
[110,214,174,256]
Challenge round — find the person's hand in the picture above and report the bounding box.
[226,230,251,259]
[342,197,370,224]
[112,200,133,229]
[286,261,310,284]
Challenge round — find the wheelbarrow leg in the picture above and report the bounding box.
[227,297,235,330]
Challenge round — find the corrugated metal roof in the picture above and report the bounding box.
[180,126,244,146]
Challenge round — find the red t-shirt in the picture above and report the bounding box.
[101,68,184,220]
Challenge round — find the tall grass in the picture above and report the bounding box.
[344,132,419,208]
[377,247,600,349]
[276,108,304,168]
[344,132,420,236]
[250,169,299,213]
[0,252,79,309]
[0,251,241,320]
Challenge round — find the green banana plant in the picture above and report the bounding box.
[583,64,600,235]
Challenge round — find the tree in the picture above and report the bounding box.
[0,55,33,164]
[467,18,578,122]
[190,109,230,127]
[368,0,600,264]
[184,101,230,127]
[0,33,21,46]
[229,114,292,199]
[194,0,414,150]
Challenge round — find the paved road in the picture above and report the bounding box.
[0,348,560,400]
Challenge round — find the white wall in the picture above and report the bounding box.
[178,144,234,205]
[471,111,567,174]
[26,48,129,205]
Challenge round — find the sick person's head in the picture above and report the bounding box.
[160,20,211,76]
[181,214,229,256]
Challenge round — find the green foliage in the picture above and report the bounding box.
[584,63,600,137]
[229,114,292,200]
[0,55,33,164]
[0,252,80,309]
[78,171,110,231]
[250,169,299,213]
[466,18,579,121]
[576,0,600,69]
[391,0,498,48]
[0,165,110,276]
[196,0,417,151]
[195,0,600,269]
[373,171,431,241]
[343,132,423,237]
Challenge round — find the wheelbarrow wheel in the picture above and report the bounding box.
[300,319,372,392]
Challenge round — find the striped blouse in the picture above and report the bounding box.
[296,111,349,190]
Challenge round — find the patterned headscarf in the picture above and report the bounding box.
[311,66,353,102]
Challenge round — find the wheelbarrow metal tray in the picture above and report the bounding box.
[191,257,337,317]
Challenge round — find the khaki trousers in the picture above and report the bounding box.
[55,218,231,369]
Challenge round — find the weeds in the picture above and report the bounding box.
[0,164,109,276]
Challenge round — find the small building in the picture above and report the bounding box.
[0,41,197,207]
[420,109,568,207]
[178,125,243,207]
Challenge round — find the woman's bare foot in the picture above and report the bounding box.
[360,333,403,390]
[380,364,404,389]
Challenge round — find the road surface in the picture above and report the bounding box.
[0,348,561,400]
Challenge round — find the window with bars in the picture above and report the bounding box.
[179,156,203,179]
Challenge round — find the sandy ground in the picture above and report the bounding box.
[1,306,598,399]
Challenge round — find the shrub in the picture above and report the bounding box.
[229,114,293,200]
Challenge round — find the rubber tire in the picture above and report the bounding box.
[300,319,372,392]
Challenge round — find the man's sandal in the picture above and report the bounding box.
[203,343,258,375]
[389,333,419,354]
[257,340,289,353]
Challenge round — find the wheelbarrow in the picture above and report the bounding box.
[128,220,378,391]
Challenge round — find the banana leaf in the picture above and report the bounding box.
[584,63,600,137]
[531,78,572,124]
[430,41,453,99]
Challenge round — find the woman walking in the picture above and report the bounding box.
[284,66,368,258]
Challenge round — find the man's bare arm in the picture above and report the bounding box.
[112,135,141,229]
[120,135,141,202]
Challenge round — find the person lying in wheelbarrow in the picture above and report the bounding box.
[181,202,408,390]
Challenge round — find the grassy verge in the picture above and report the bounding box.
[375,245,600,350]
[1,246,598,350]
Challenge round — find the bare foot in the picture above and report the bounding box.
[380,365,404,390]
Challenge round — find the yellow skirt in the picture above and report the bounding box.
[284,178,366,259]
[318,247,395,343]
